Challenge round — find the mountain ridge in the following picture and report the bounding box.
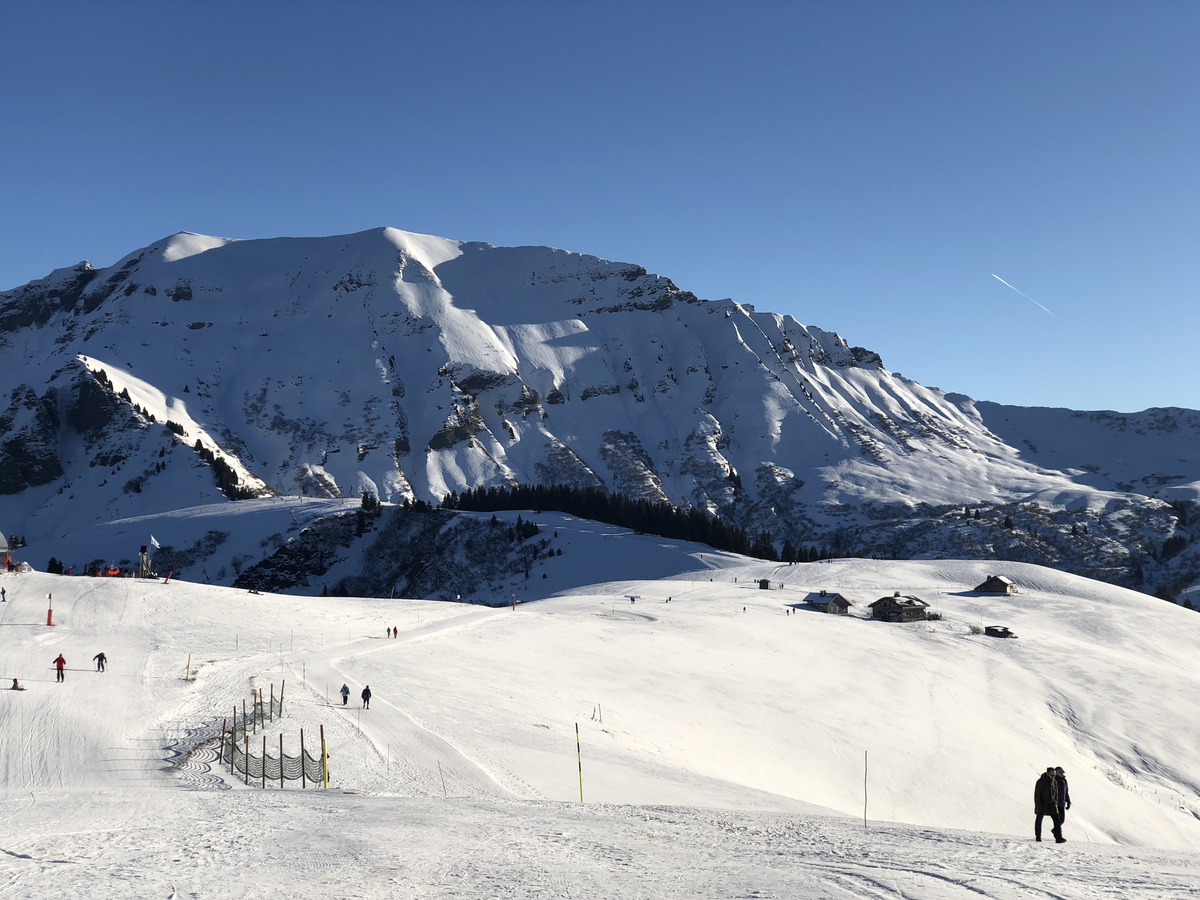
[2,227,1199,600]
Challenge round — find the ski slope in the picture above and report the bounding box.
[1,513,1198,898]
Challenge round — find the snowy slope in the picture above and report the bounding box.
[0,521,1198,898]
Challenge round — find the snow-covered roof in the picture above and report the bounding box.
[870,593,929,608]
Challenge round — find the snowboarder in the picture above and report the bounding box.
[53,654,66,683]
[11,678,23,691]
[361,685,371,709]
[340,684,350,706]
[1055,766,1072,833]
[93,652,107,672]
[1034,767,1064,843]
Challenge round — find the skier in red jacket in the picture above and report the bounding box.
[53,654,66,683]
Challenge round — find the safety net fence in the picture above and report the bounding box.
[216,681,329,787]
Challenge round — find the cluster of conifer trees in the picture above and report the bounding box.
[443,484,784,560]
[193,440,256,500]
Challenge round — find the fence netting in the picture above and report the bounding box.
[229,692,285,743]
[218,683,328,785]
[221,734,327,784]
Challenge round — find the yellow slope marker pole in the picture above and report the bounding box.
[321,724,328,789]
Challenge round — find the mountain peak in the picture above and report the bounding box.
[158,232,234,263]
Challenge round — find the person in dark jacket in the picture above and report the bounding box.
[1054,766,1072,830]
[93,652,107,672]
[1034,767,1064,842]
[361,685,371,709]
[339,684,350,706]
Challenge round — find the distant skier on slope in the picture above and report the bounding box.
[340,684,350,706]
[53,654,66,683]
[361,685,371,709]
[93,652,107,672]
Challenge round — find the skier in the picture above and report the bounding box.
[93,652,107,672]
[361,685,371,709]
[53,654,66,683]
[1,587,6,601]
[386,626,392,639]
[392,624,397,638]
[11,678,23,690]
[339,684,350,706]
[1034,767,1064,843]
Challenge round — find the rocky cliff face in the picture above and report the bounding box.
[3,227,1199,597]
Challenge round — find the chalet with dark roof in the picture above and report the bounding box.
[868,591,929,622]
[976,575,1017,595]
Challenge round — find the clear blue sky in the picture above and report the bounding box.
[4,2,1197,412]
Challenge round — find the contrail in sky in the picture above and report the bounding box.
[991,274,1054,316]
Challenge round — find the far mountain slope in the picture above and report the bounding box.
[2,228,1198,596]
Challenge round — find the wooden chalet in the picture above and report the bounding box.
[807,590,852,615]
[984,625,1017,639]
[976,575,1017,595]
[868,591,929,622]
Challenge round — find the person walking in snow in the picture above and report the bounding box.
[361,685,371,709]
[1054,766,1072,834]
[53,654,66,683]
[392,624,397,638]
[340,684,350,706]
[1034,766,1064,843]
[93,652,107,672]
[386,626,392,638]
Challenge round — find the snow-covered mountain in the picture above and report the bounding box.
[3,228,1199,597]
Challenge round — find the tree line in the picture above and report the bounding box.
[443,484,784,560]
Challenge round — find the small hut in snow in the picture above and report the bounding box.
[807,590,852,615]
[869,591,929,623]
[976,575,1017,595]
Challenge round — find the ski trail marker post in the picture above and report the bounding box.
[576,722,584,803]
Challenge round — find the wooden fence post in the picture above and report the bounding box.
[300,729,307,789]
[244,735,249,785]
[279,733,284,790]
[262,734,266,789]
[269,684,274,723]
[321,724,328,789]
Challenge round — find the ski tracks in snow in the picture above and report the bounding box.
[296,604,521,800]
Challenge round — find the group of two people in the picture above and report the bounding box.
[1034,766,1072,843]
[47,652,107,682]
[340,683,371,708]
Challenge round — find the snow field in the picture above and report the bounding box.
[0,524,1198,898]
